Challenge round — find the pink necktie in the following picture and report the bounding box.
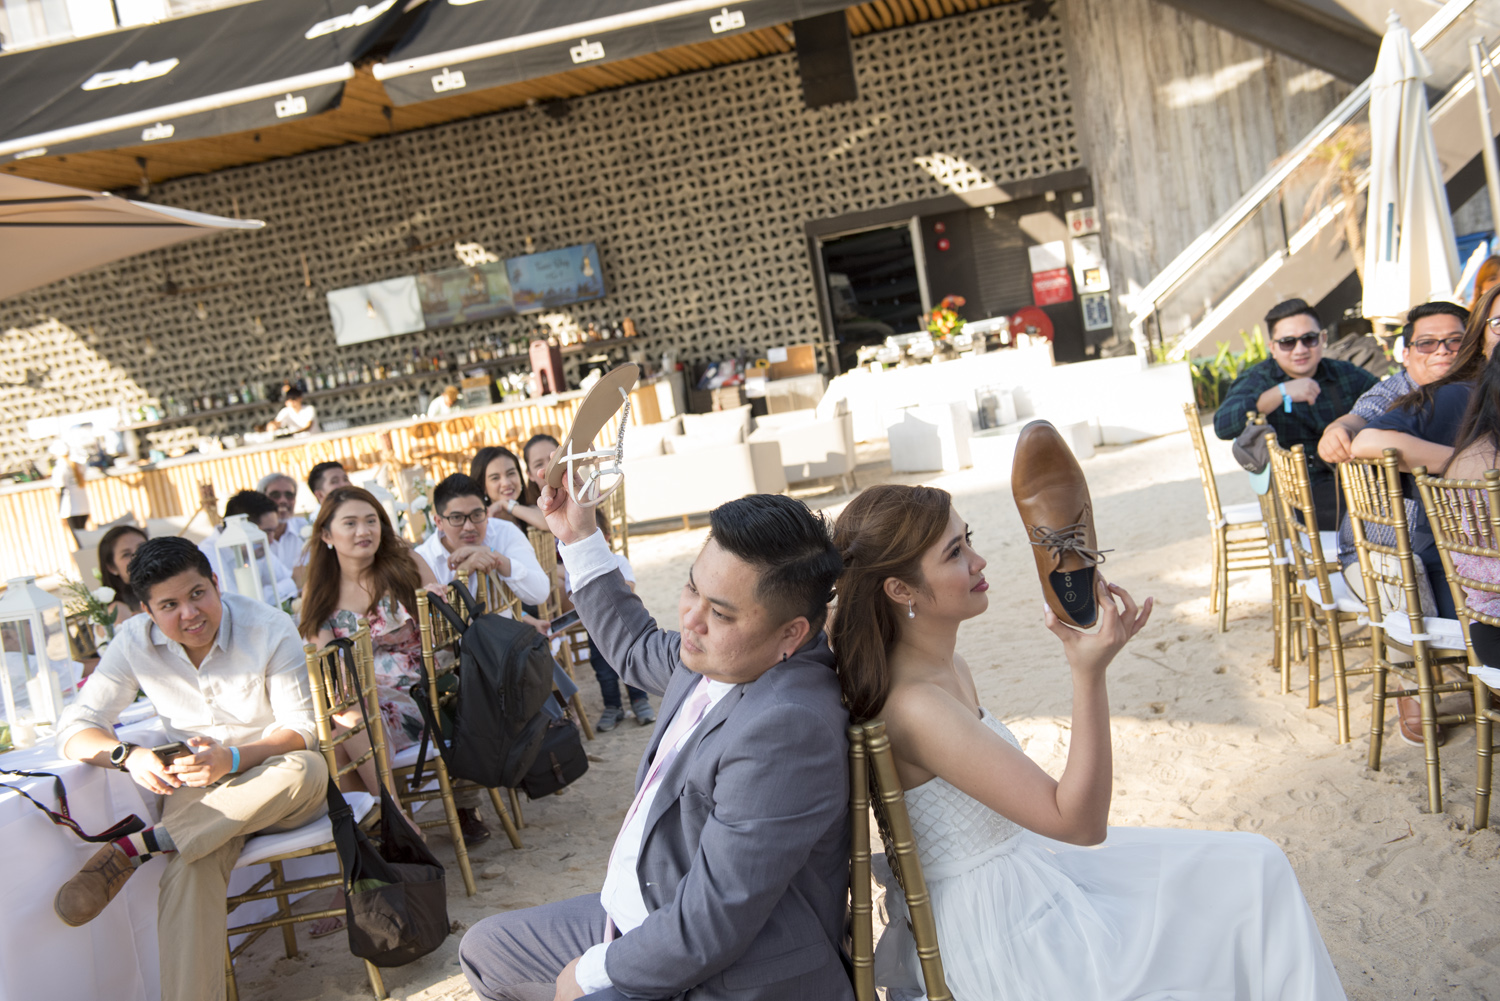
[603,676,714,942]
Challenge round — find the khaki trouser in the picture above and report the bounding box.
[156,749,329,1001]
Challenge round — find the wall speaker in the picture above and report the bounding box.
[793,12,858,109]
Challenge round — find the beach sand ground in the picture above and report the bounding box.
[236,428,1500,1001]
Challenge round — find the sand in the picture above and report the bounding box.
[234,429,1500,1001]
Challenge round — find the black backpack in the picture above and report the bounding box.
[409,583,557,790]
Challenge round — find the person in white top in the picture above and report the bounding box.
[197,490,299,605]
[427,384,461,419]
[52,537,327,1001]
[413,473,550,606]
[273,388,319,435]
[256,471,310,571]
[49,440,91,541]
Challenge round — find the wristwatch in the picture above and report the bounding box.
[1278,382,1293,413]
[506,498,518,514]
[109,741,137,770]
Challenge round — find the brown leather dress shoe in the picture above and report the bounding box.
[1012,420,1109,628]
[457,807,491,847]
[54,844,135,926]
[1397,694,1445,748]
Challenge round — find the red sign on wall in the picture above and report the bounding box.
[1031,268,1075,306]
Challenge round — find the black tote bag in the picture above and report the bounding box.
[325,638,449,967]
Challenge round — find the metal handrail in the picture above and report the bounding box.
[1128,0,1479,343]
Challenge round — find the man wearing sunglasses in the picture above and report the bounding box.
[256,471,311,571]
[1317,301,1470,466]
[1215,298,1378,528]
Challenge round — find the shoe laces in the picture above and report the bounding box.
[1028,520,1111,567]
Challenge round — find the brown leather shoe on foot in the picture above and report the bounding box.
[457,807,491,848]
[55,844,135,926]
[1012,421,1109,628]
[1397,694,1445,748]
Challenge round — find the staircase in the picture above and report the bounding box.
[1130,0,1500,362]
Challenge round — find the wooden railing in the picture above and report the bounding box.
[1,392,628,582]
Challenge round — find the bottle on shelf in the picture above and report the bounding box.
[405,350,417,375]
[361,360,372,384]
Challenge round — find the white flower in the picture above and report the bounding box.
[411,495,429,511]
[298,525,314,539]
[91,586,115,604]
[393,500,409,513]
[290,597,303,616]
[91,567,103,581]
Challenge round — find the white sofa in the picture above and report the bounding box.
[621,406,787,526]
[748,400,857,492]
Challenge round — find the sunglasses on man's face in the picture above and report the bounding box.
[1408,335,1463,355]
[1272,333,1323,351]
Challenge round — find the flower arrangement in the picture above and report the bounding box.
[62,579,118,644]
[927,295,967,342]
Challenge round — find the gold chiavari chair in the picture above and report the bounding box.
[1241,414,1308,691]
[1415,466,1500,828]
[1342,453,1470,813]
[1265,432,1371,740]
[528,526,595,740]
[393,587,524,897]
[225,621,389,1001]
[602,481,630,559]
[1182,403,1272,633]
[848,721,951,1001]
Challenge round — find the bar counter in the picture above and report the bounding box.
[1,388,630,582]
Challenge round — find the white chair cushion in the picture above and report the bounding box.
[1221,501,1263,525]
[1384,614,1468,652]
[392,742,425,768]
[1297,573,1365,614]
[1474,664,1500,688]
[235,792,374,869]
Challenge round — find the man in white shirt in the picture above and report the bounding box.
[257,471,310,570]
[308,460,350,504]
[459,493,853,1001]
[427,384,461,419]
[52,537,326,1001]
[274,388,319,435]
[413,473,550,606]
[197,490,299,605]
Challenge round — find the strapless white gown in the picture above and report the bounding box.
[873,711,1346,1001]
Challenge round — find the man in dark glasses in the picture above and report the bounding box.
[1214,297,1378,529]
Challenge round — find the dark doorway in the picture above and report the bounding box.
[819,224,926,373]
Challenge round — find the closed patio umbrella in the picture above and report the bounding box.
[0,174,262,301]
[1362,11,1460,320]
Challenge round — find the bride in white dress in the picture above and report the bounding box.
[830,484,1346,1001]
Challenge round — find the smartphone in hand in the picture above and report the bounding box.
[547,609,581,637]
[151,741,190,765]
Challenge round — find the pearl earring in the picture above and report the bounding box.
[325,542,333,550]
[907,601,915,619]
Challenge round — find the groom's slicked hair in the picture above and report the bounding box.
[708,493,842,633]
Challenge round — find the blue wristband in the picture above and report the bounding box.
[229,746,240,774]
[1279,382,1293,413]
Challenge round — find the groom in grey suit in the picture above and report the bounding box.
[460,492,853,1001]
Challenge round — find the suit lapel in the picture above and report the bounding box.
[634,666,700,788]
[640,683,744,836]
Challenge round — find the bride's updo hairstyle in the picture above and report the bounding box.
[831,483,954,721]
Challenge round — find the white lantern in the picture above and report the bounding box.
[216,514,277,606]
[0,576,70,726]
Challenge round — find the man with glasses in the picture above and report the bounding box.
[414,473,550,603]
[1317,301,1470,465]
[412,473,550,843]
[1215,298,1378,528]
[256,471,310,571]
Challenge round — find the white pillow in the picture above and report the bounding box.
[664,434,736,455]
[622,417,682,460]
[681,404,752,440]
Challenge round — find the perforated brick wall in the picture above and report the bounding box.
[0,3,1078,472]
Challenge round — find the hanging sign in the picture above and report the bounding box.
[1027,241,1067,274]
[1032,268,1075,306]
[1066,206,1100,236]
[1070,233,1110,292]
[1081,292,1113,331]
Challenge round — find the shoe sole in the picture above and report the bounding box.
[544,364,640,490]
[1013,420,1099,629]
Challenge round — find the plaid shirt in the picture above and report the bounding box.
[1213,357,1378,477]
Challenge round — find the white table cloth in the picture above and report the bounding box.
[0,705,338,1001]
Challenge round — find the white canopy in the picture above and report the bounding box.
[1362,11,1460,320]
[0,174,263,301]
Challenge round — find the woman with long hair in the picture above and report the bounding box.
[299,485,439,762]
[1437,347,1500,668]
[97,524,147,620]
[831,484,1345,1000]
[1470,255,1500,311]
[471,445,548,532]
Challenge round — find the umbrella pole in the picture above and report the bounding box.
[1470,39,1500,239]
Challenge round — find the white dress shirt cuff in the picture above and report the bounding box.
[574,942,612,993]
[557,530,617,592]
